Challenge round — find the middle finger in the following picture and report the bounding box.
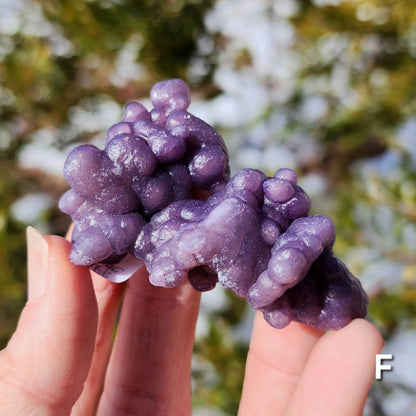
[97,266,201,416]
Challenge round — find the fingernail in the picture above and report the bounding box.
[27,226,49,301]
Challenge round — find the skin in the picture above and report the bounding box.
[0,227,384,415]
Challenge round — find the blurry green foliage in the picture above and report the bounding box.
[0,0,415,414]
[292,0,416,179]
[193,320,247,414]
[38,0,213,78]
[370,286,416,338]
[193,291,249,414]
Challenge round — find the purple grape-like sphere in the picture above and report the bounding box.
[133,167,368,330]
[60,79,229,266]
[59,78,368,331]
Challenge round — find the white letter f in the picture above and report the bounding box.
[375,353,393,380]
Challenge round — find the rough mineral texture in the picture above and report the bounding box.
[60,78,368,330]
[60,79,229,266]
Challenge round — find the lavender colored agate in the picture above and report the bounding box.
[59,78,369,331]
[134,183,269,296]
[260,249,369,330]
[246,215,336,308]
[133,167,368,330]
[60,79,229,266]
[134,168,313,297]
[59,196,145,266]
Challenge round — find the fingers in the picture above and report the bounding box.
[64,223,127,415]
[97,267,201,416]
[0,228,98,415]
[287,318,384,416]
[71,273,126,416]
[238,312,324,416]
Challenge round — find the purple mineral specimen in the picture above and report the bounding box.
[59,79,368,330]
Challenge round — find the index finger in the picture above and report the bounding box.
[287,318,383,416]
[238,312,324,416]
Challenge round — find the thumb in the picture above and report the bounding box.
[0,227,98,415]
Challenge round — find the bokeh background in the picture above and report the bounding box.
[1,0,415,414]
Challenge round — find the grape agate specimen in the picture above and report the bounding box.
[60,79,230,266]
[134,168,368,330]
[134,168,310,295]
[59,78,368,330]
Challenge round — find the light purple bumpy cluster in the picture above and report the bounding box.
[60,79,368,330]
[60,79,229,266]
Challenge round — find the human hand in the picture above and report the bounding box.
[0,227,383,415]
